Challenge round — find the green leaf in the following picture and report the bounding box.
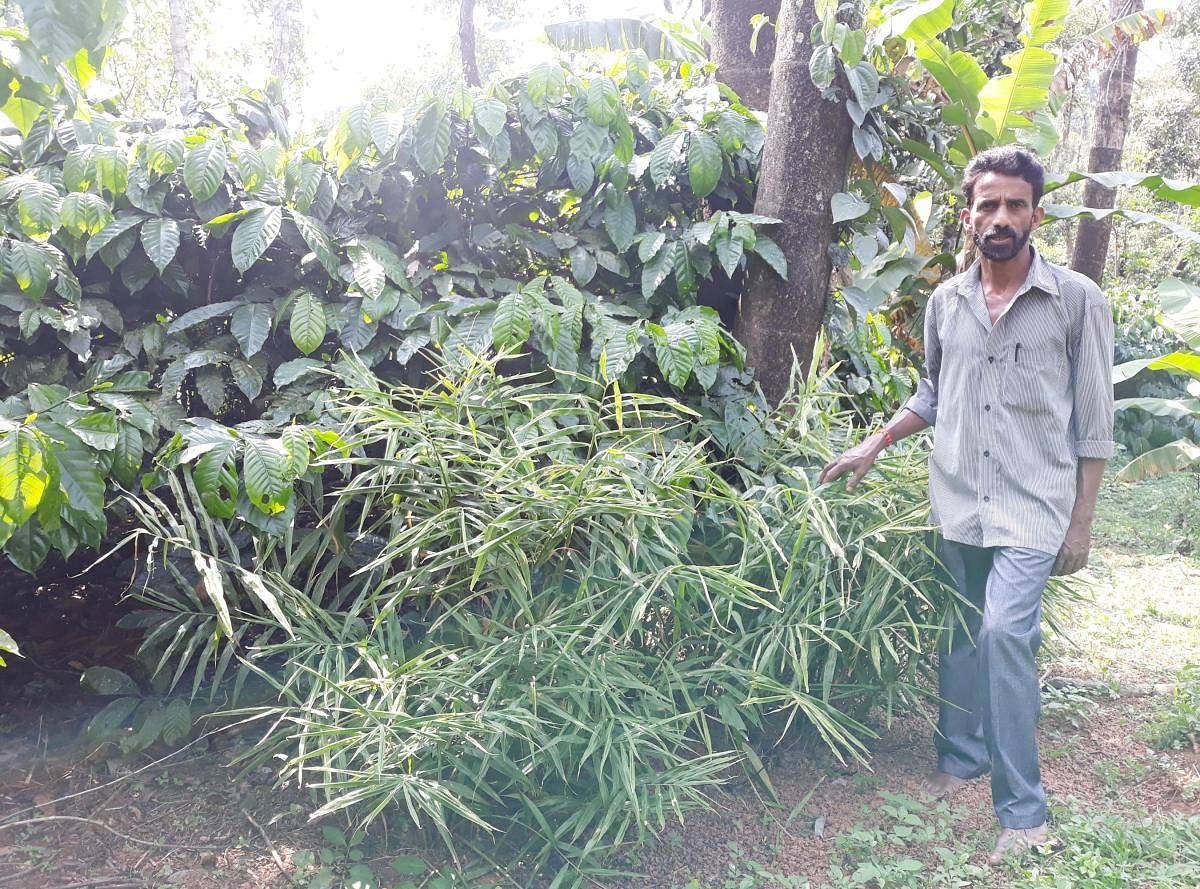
[369,111,405,154]
[139,217,180,273]
[243,436,288,510]
[492,291,531,349]
[526,62,566,107]
[184,138,228,202]
[231,303,273,358]
[413,101,451,175]
[977,46,1057,138]
[686,130,722,198]
[289,211,340,279]
[82,665,139,696]
[808,44,836,90]
[1112,352,1200,384]
[604,193,636,252]
[17,179,62,238]
[846,63,881,109]
[52,431,105,519]
[7,241,52,298]
[587,76,621,125]
[473,98,507,138]
[195,366,226,413]
[274,358,323,386]
[85,212,147,263]
[231,206,283,273]
[71,411,119,451]
[146,130,185,176]
[751,235,787,278]
[649,321,695,388]
[649,131,683,187]
[290,289,327,355]
[85,696,140,743]
[2,96,42,137]
[831,192,870,223]
[59,191,112,237]
[714,233,744,278]
[64,145,97,191]
[1157,277,1200,349]
[94,148,128,197]
[167,300,239,334]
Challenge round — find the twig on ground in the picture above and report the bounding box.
[0,815,228,851]
[48,879,147,889]
[0,866,38,886]
[242,806,292,882]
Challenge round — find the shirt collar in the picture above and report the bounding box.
[956,244,1061,299]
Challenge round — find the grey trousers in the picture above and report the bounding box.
[935,540,1056,829]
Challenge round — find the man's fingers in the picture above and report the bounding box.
[846,462,871,491]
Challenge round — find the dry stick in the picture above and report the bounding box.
[241,807,291,882]
[0,725,230,825]
[0,815,228,852]
[0,866,38,886]
[47,879,147,889]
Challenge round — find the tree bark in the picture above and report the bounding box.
[710,0,779,110]
[166,0,196,111]
[1070,0,1142,285]
[459,0,482,88]
[734,0,851,405]
[270,0,291,102]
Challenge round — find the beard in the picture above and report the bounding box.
[973,225,1032,261]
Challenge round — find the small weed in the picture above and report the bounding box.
[1140,664,1200,751]
[1040,683,1113,730]
[1009,807,1200,888]
[1093,757,1151,795]
[290,827,437,889]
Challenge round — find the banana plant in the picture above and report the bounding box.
[1112,277,1200,482]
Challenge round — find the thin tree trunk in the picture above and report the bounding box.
[1070,0,1142,285]
[166,0,196,111]
[710,0,779,110]
[460,0,482,88]
[270,0,291,102]
[734,0,852,404]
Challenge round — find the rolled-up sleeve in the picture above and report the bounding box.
[1070,291,1115,459]
[903,289,941,426]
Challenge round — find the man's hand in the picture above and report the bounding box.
[818,435,885,490]
[1053,521,1092,576]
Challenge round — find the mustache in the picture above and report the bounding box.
[983,227,1019,239]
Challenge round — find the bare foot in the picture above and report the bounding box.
[923,770,975,800]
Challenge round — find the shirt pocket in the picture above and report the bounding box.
[1001,353,1062,416]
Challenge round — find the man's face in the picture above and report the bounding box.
[960,172,1045,262]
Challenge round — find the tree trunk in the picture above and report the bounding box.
[166,0,196,111]
[734,0,852,405]
[1070,0,1142,285]
[710,0,779,110]
[459,0,482,88]
[270,0,291,102]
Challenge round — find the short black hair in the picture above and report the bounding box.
[962,147,1045,208]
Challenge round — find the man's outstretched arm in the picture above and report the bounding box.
[820,290,942,490]
[818,408,931,489]
[1053,457,1105,576]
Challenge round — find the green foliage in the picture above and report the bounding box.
[80,665,193,753]
[1140,664,1200,752]
[122,354,955,886]
[0,4,786,573]
[1113,278,1200,481]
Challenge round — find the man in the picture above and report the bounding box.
[819,146,1114,864]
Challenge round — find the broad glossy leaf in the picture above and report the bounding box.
[59,191,111,237]
[492,291,532,349]
[1115,438,1200,482]
[243,436,289,511]
[139,217,180,273]
[413,101,450,175]
[604,194,636,252]
[290,289,327,355]
[85,212,147,262]
[473,98,507,137]
[146,130,184,176]
[231,303,273,358]
[167,300,239,334]
[686,130,722,198]
[751,235,787,279]
[17,179,62,238]
[183,138,228,202]
[1158,277,1200,348]
[808,44,836,90]
[649,131,683,187]
[831,192,870,223]
[587,76,621,125]
[231,206,283,273]
[7,241,52,299]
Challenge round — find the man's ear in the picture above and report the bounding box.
[1031,205,1046,229]
[959,206,972,229]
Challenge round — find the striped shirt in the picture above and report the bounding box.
[903,247,1115,554]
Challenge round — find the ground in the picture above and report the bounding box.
[1,470,1198,889]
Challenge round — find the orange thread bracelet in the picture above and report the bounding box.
[881,429,895,448]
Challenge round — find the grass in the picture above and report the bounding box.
[1042,467,1200,684]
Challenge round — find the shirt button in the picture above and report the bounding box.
[983,449,990,457]
[988,356,994,363]
[984,404,991,411]
[983,495,991,502]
